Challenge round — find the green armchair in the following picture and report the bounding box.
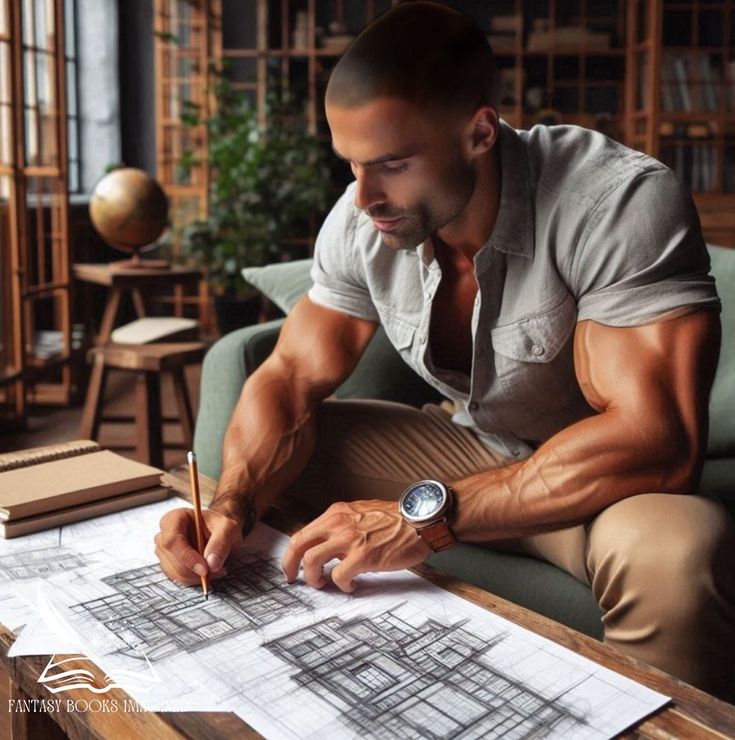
[194,245,735,639]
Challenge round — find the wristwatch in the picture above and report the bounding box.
[398,479,456,552]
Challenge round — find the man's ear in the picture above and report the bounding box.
[466,106,499,158]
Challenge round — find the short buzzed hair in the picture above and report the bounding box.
[326,2,498,118]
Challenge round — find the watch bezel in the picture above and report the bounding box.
[399,479,451,525]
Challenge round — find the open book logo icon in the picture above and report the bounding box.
[34,584,162,696]
[37,654,161,694]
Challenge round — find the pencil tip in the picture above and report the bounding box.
[204,592,209,601]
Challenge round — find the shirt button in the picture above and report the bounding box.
[474,296,480,307]
[419,334,427,344]
[469,401,479,411]
[531,344,545,356]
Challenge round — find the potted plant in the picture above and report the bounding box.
[180,73,330,334]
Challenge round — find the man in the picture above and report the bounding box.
[155,3,735,699]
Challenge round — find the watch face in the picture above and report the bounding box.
[400,481,447,523]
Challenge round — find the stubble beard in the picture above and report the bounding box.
[374,155,477,251]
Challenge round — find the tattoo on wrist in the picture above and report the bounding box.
[211,493,258,536]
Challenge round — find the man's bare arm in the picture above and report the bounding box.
[213,296,378,525]
[281,309,719,592]
[451,309,720,540]
[155,297,377,584]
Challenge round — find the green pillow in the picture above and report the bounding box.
[706,244,735,457]
[241,260,313,314]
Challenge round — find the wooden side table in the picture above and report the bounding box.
[73,263,202,345]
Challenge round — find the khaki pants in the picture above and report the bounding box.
[288,399,735,702]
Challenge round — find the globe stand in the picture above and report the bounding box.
[109,247,170,271]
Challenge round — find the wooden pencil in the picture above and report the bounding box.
[187,451,210,600]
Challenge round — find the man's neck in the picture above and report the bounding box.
[436,143,501,264]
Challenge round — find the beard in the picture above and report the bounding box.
[369,154,477,251]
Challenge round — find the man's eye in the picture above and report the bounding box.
[383,162,408,174]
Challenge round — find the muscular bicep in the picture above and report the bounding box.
[264,296,378,406]
[573,310,720,485]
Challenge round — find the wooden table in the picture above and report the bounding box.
[73,263,202,345]
[2,476,735,739]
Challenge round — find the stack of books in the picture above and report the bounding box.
[0,440,168,538]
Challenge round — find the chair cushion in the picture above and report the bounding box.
[707,244,735,457]
[110,317,198,344]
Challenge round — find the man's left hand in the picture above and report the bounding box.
[281,500,430,593]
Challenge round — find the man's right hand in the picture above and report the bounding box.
[154,507,243,585]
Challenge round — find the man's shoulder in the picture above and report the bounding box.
[519,124,666,209]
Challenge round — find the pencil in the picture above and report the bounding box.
[187,451,210,601]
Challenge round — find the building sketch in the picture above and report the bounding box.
[265,608,588,739]
[71,552,313,661]
[0,546,86,581]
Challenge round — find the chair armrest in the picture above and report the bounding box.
[194,319,284,478]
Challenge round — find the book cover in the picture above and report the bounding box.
[0,449,162,520]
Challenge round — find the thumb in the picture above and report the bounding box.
[202,514,240,572]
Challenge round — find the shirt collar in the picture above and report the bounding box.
[417,119,534,269]
[481,120,535,264]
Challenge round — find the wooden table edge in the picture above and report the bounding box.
[2,474,734,739]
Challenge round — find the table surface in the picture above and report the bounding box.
[73,262,202,287]
[2,474,735,740]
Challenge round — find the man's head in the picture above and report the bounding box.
[325,2,500,251]
[326,1,498,119]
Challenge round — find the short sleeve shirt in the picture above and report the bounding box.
[308,121,720,459]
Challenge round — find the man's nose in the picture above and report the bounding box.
[353,171,385,211]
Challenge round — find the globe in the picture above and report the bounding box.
[89,168,169,266]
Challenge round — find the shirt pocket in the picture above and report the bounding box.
[380,313,418,363]
[490,293,579,415]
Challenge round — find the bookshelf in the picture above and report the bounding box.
[625,0,735,246]
[0,0,75,425]
[154,1,629,222]
[153,0,735,281]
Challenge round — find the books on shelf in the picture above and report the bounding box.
[0,440,168,538]
[661,124,717,194]
[662,52,723,114]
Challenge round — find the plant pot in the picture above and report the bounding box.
[214,293,261,336]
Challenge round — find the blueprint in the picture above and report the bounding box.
[3,499,669,738]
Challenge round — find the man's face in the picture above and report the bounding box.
[326,96,476,250]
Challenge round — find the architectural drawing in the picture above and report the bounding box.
[266,607,587,739]
[1,507,668,738]
[71,551,313,660]
[0,546,86,581]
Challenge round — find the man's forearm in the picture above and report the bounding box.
[210,363,317,533]
[451,406,697,542]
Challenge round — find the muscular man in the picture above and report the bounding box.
[155,3,735,699]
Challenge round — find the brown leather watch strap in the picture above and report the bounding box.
[418,520,455,552]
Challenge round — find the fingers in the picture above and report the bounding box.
[330,555,363,594]
[155,509,208,583]
[301,537,351,589]
[282,504,367,591]
[281,522,332,583]
[155,507,241,585]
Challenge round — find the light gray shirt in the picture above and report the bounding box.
[309,121,720,459]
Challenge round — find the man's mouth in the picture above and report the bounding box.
[371,216,404,232]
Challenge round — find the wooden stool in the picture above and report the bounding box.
[80,342,206,468]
